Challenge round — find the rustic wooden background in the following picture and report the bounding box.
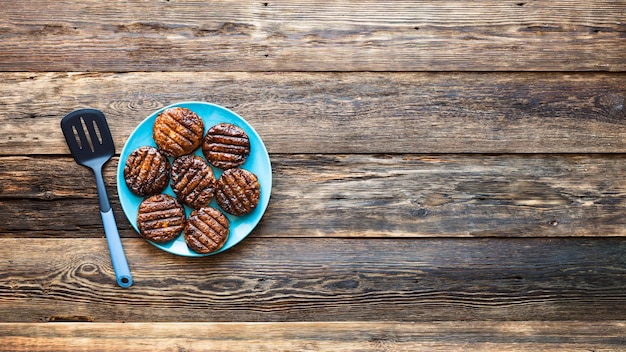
[0,1,625,351]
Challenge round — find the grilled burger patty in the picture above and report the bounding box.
[137,194,186,243]
[153,107,204,157]
[184,207,230,254]
[124,146,170,196]
[202,123,250,169]
[215,168,260,216]
[170,155,216,209]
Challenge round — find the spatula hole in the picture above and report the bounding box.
[80,116,95,152]
[92,120,103,145]
[72,125,83,149]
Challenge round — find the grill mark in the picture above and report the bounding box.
[142,228,182,241]
[126,150,148,185]
[232,167,256,206]
[144,154,163,186]
[211,124,247,137]
[188,177,214,207]
[230,175,249,214]
[153,168,169,187]
[154,128,185,155]
[126,152,143,180]
[181,170,205,199]
[171,162,191,192]
[217,176,231,211]
[189,219,219,248]
[207,149,248,165]
[138,207,185,222]
[207,153,246,169]
[208,134,250,146]
[172,162,191,192]
[159,121,193,149]
[171,108,204,135]
[141,197,179,211]
[141,219,186,232]
[200,209,229,235]
[137,205,183,221]
[186,223,210,249]
[162,113,200,141]
[137,151,156,189]
[219,173,244,214]
[206,143,249,155]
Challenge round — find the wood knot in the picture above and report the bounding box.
[48,315,94,322]
[411,208,429,217]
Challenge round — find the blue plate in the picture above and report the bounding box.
[116,102,272,257]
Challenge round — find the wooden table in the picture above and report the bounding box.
[1,1,625,351]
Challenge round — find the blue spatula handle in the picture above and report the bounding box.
[101,209,133,288]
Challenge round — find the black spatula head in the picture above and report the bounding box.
[61,108,115,167]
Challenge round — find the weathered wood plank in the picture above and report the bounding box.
[0,72,624,154]
[1,154,625,237]
[0,237,624,322]
[1,321,625,352]
[0,1,624,71]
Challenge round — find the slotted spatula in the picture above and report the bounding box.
[61,108,133,288]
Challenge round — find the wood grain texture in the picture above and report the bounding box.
[0,237,625,322]
[0,1,625,71]
[1,321,625,352]
[0,72,625,154]
[2,0,625,349]
[1,154,624,238]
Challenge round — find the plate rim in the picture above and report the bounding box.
[116,101,272,257]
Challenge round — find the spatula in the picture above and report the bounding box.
[61,108,133,288]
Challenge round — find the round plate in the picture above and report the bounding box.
[116,101,272,257]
